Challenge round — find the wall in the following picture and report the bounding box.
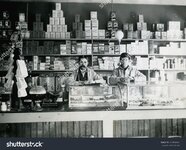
[1,2,186,31]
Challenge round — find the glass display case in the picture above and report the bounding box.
[69,84,123,108]
[127,82,186,109]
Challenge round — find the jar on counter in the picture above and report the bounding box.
[1,102,7,111]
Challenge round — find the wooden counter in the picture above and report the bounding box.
[1,109,186,138]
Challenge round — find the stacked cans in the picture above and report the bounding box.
[72,14,84,38]
[45,3,70,39]
[84,11,105,39]
[0,11,12,39]
[137,14,151,39]
[107,11,118,38]
[30,14,45,38]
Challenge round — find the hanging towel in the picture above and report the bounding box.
[16,77,27,89]
[16,60,28,78]
[18,88,27,98]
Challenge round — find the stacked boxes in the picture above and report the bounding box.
[167,21,183,39]
[23,41,56,55]
[45,3,70,39]
[107,11,118,38]
[84,11,105,39]
[17,13,30,38]
[123,23,136,39]
[137,14,151,39]
[30,14,45,38]
[0,11,13,39]
[154,23,165,39]
[59,41,92,55]
[72,14,84,38]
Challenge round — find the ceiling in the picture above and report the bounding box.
[2,0,186,6]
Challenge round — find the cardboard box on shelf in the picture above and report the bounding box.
[109,42,115,54]
[56,3,61,10]
[110,11,116,21]
[128,24,134,31]
[57,10,63,18]
[139,14,144,22]
[93,43,99,53]
[99,43,105,54]
[52,25,58,32]
[54,18,60,25]
[49,17,54,25]
[59,17,65,25]
[77,22,83,31]
[75,14,80,22]
[66,32,71,39]
[45,32,50,38]
[50,32,56,39]
[85,20,91,28]
[61,32,66,39]
[123,23,128,31]
[56,32,61,39]
[60,44,66,54]
[157,24,164,31]
[87,44,92,54]
[167,21,181,30]
[90,11,97,20]
[91,20,99,29]
[107,21,113,30]
[36,14,41,22]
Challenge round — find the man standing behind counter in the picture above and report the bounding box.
[109,52,146,84]
[67,56,105,86]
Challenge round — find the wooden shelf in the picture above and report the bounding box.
[149,54,186,57]
[31,70,73,72]
[23,54,92,57]
[23,38,92,41]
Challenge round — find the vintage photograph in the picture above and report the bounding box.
[0,0,186,145]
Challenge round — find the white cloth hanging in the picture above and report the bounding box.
[16,60,28,78]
